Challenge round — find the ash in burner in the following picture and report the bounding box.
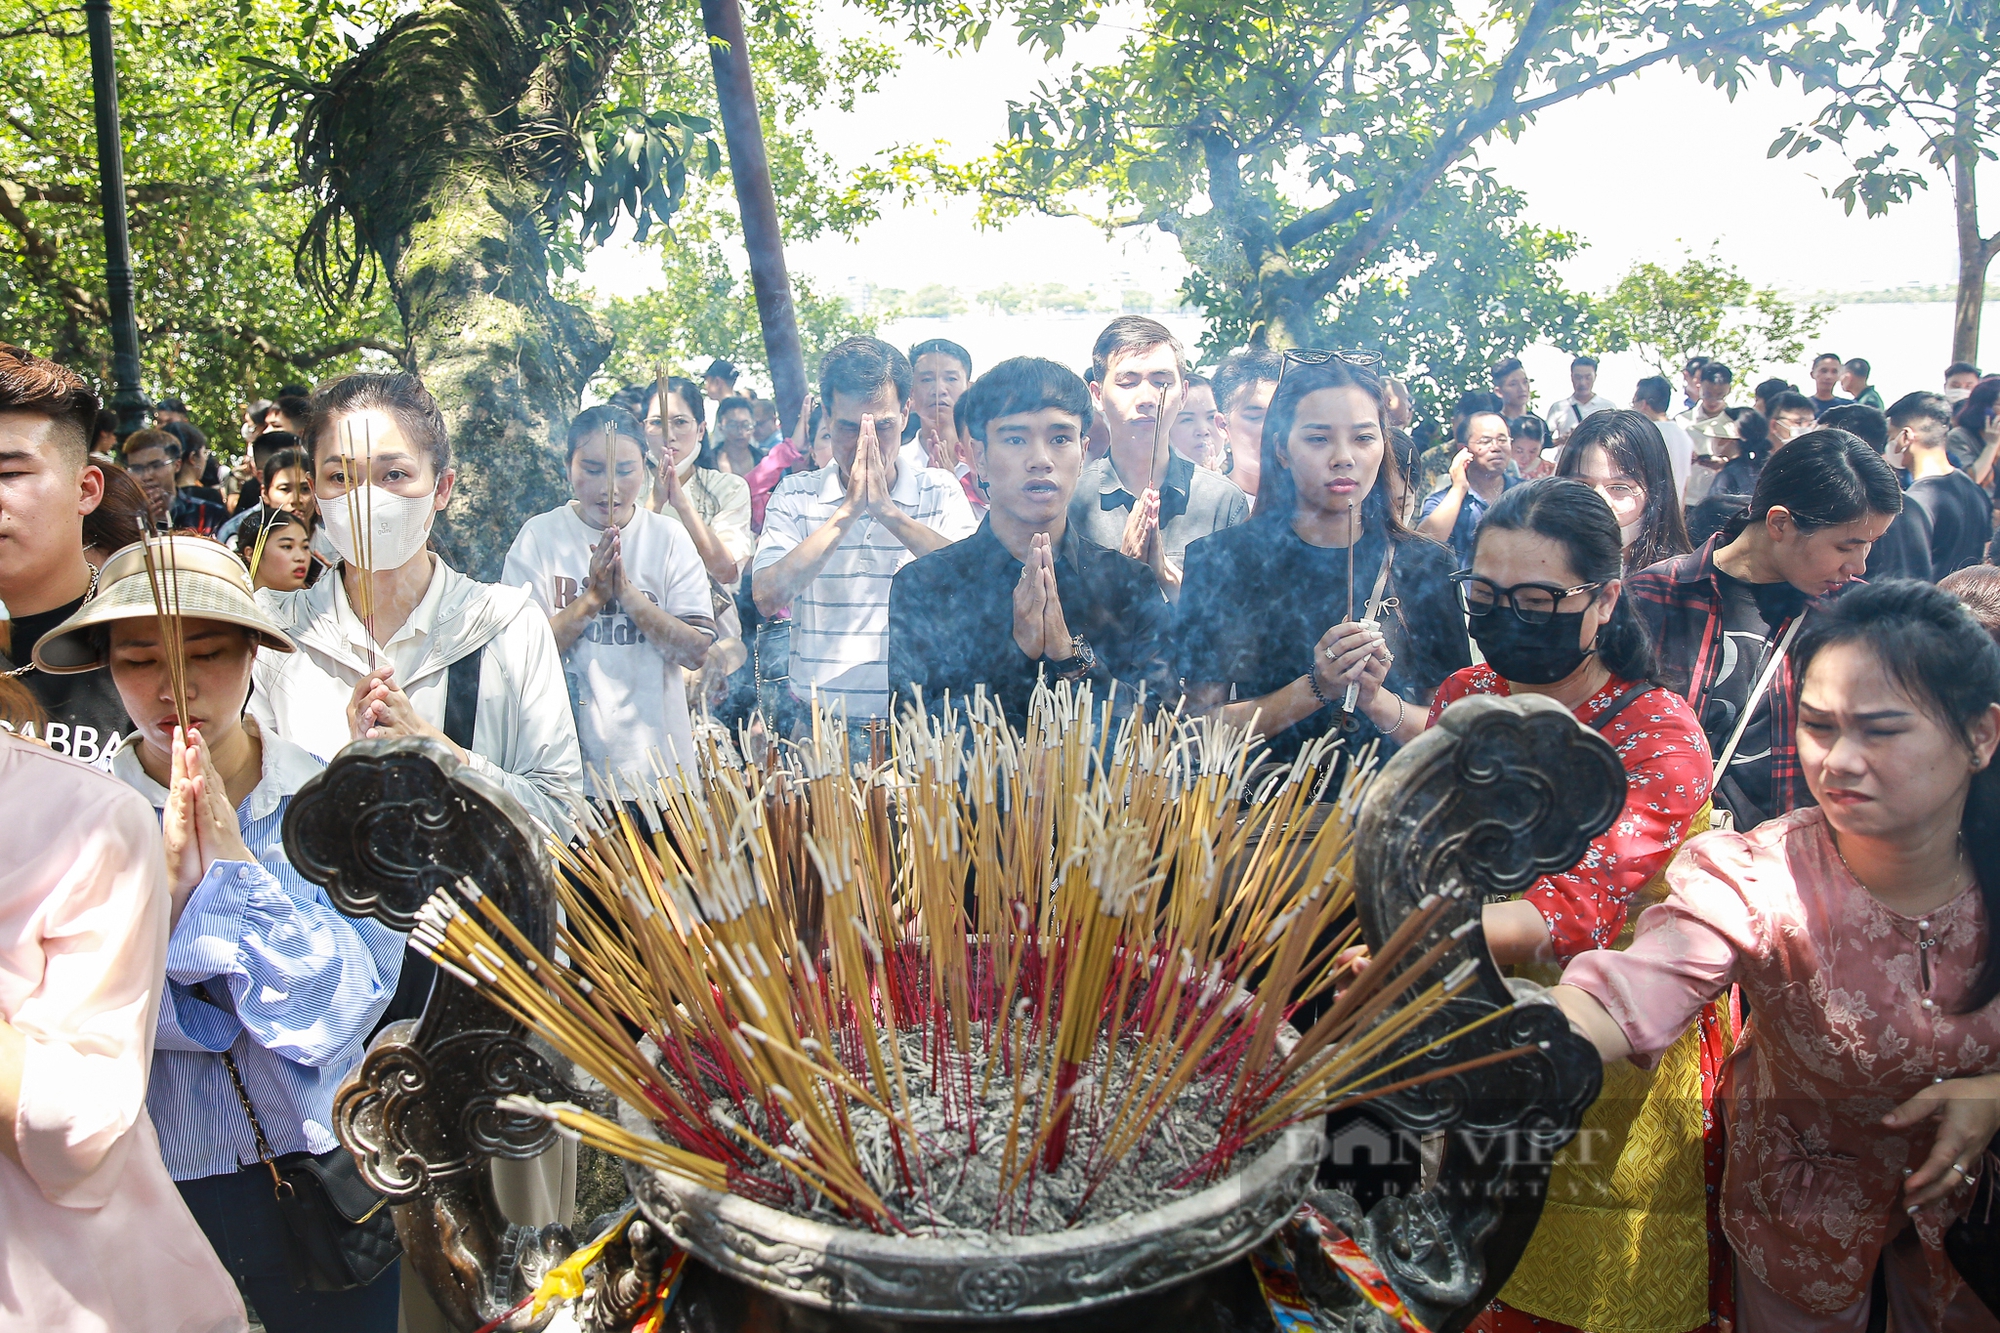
[711,1030,1229,1237]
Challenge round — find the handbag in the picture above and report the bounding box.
[1946,1139,2000,1314]
[219,1048,402,1292]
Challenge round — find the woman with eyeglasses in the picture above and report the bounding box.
[1436,478,1717,1333]
[1179,356,1470,770]
[1555,409,1692,574]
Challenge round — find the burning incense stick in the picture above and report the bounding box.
[134,520,190,735]
[1341,504,1361,715]
[422,684,1535,1237]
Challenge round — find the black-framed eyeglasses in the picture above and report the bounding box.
[1276,348,1385,385]
[1449,571,1605,624]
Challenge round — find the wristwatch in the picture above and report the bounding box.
[1049,635,1096,681]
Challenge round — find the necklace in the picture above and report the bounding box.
[2,561,101,678]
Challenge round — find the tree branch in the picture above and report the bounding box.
[1507,1,1831,120]
[1277,191,1371,250]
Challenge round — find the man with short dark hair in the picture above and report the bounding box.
[711,394,765,477]
[153,395,189,425]
[1680,361,1736,505]
[907,338,973,474]
[1944,361,1982,401]
[752,396,782,455]
[1889,391,1994,578]
[0,343,131,764]
[1681,356,1711,413]
[1209,347,1283,502]
[1490,356,1531,420]
[1822,402,1935,582]
[1543,354,1614,442]
[1767,391,1820,448]
[1417,410,1518,567]
[1415,390,1504,496]
[889,357,1172,720]
[1065,316,1249,599]
[1807,352,1854,417]
[267,393,311,437]
[753,337,977,728]
[703,358,739,402]
[121,429,225,533]
[1841,357,1882,409]
[1632,375,1694,499]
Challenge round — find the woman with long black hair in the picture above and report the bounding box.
[1553,579,2000,1331]
[1628,429,1902,828]
[1555,409,1692,575]
[1178,356,1469,767]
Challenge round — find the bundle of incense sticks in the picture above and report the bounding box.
[134,521,191,734]
[411,683,1533,1236]
[338,418,376,647]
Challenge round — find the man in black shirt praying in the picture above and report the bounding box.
[888,357,1174,722]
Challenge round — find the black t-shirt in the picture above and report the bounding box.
[1178,517,1470,765]
[1706,569,1781,825]
[0,594,134,768]
[1908,471,1994,580]
[1864,502,1935,582]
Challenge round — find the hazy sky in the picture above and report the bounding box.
[584,12,1964,305]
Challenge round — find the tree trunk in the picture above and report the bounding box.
[1201,131,1321,350]
[1950,91,1995,367]
[306,0,635,579]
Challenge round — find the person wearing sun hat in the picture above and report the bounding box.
[33,535,406,1331]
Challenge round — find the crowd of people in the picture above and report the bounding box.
[1,317,1998,1333]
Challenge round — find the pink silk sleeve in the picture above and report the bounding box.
[748,437,805,531]
[11,785,170,1207]
[1560,826,1765,1068]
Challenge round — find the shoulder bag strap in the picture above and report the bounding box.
[1710,611,1807,780]
[219,1047,288,1197]
[442,643,486,751]
[1588,681,1654,735]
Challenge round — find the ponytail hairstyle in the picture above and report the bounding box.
[1731,408,1772,462]
[1474,477,1659,683]
[306,372,451,479]
[1793,579,2000,1012]
[1744,428,1902,534]
[1555,409,1692,574]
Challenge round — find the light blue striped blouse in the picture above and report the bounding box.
[114,731,405,1181]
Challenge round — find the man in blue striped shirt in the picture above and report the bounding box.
[752,337,978,731]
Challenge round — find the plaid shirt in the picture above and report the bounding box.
[1624,535,1812,818]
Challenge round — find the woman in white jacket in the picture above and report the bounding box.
[249,372,582,836]
[248,372,585,1332]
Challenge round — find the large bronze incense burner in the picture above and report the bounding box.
[290,693,1614,1332]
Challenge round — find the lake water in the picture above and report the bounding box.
[878,301,1999,411]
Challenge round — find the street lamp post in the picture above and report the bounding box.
[84,0,147,436]
[700,0,807,438]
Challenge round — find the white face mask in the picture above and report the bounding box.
[675,448,699,481]
[319,483,439,572]
[1619,517,1644,548]
[1943,386,1973,404]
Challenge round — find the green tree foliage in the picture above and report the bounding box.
[1189,173,1592,416]
[582,6,894,402]
[590,230,873,394]
[0,0,401,441]
[883,0,1828,363]
[1592,249,1830,385]
[1771,0,2000,361]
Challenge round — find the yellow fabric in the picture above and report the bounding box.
[1496,802,1718,1333]
[524,1207,637,1317]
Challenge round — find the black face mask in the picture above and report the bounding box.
[1471,610,1596,685]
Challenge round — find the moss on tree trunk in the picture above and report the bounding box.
[300,0,634,578]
